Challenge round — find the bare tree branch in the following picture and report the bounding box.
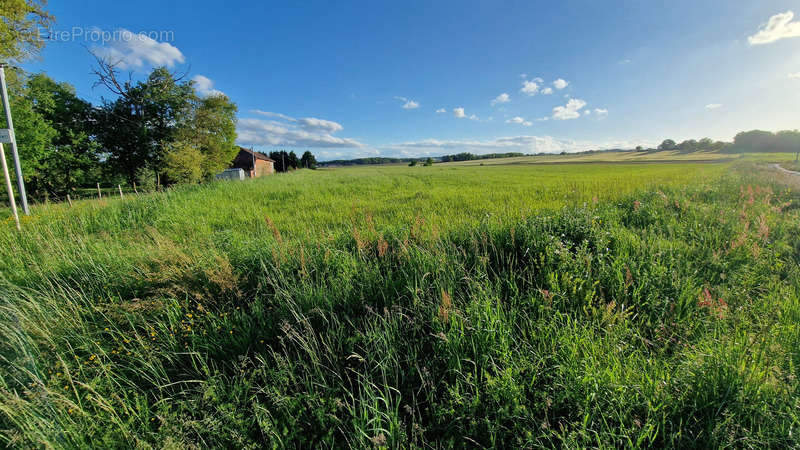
[87,47,132,98]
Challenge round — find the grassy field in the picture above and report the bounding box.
[1,160,799,447]
[443,150,798,166]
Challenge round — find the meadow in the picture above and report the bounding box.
[1,160,799,448]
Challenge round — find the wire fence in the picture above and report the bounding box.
[1,183,162,209]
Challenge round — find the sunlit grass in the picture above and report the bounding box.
[1,161,798,447]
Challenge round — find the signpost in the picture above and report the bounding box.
[0,129,11,144]
[0,63,29,215]
[0,142,20,230]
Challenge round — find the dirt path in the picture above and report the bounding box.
[771,163,800,176]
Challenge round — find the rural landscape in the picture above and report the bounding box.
[2,1,800,448]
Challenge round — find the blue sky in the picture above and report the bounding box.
[23,0,800,160]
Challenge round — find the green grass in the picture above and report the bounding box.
[441,150,798,167]
[446,150,735,166]
[1,162,799,448]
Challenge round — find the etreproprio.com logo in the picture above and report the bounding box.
[38,27,175,45]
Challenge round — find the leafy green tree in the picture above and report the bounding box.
[423,157,433,166]
[163,143,203,184]
[0,0,53,62]
[408,160,417,167]
[175,93,238,179]
[775,130,800,161]
[288,151,299,170]
[300,151,317,169]
[3,70,57,197]
[93,65,195,183]
[269,150,293,172]
[134,166,157,191]
[658,139,677,151]
[697,138,713,150]
[25,74,98,194]
[677,139,698,152]
[731,130,775,152]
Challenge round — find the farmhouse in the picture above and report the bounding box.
[230,147,275,178]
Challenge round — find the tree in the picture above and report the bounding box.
[635,145,644,151]
[677,139,698,152]
[408,160,417,167]
[174,93,238,179]
[163,143,203,184]
[93,62,194,183]
[269,151,289,172]
[3,69,57,198]
[697,138,713,150]
[775,130,800,161]
[731,130,776,152]
[288,151,299,170]
[658,139,677,151]
[0,0,53,62]
[423,157,433,166]
[300,151,317,169]
[26,73,99,194]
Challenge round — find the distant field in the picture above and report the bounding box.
[6,163,724,243]
[442,150,797,166]
[2,161,800,448]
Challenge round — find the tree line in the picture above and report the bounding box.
[320,152,527,167]
[651,130,800,159]
[268,150,317,172]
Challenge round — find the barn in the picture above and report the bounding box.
[230,147,275,178]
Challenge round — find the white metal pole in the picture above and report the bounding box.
[0,143,20,231]
[0,64,28,215]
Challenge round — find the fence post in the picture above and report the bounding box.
[97,183,102,199]
[67,194,72,207]
[133,181,138,194]
[118,184,124,199]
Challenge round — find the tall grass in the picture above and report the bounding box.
[1,162,798,447]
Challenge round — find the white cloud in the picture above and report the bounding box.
[553,78,569,90]
[491,93,510,106]
[453,107,466,118]
[506,116,532,126]
[552,98,587,120]
[435,108,447,113]
[237,112,364,149]
[295,117,344,133]
[380,135,654,156]
[469,114,479,121]
[748,11,800,45]
[619,59,632,65]
[252,110,295,121]
[540,87,554,95]
[594,108,608,118]
[192,75,224,97]
[93,28,185,70]
[394,96,420,109]
[520,77,543,95]
[705,103,723,110]
[789,72,800,79]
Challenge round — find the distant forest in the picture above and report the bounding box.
[320,152,527,166]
